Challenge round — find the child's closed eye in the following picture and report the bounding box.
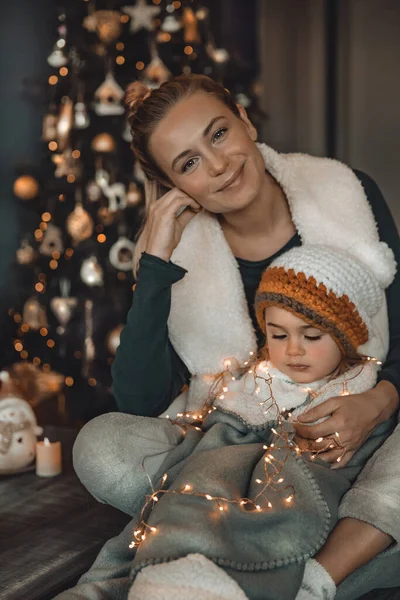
[271,334,287,340]
[304,335,322,341]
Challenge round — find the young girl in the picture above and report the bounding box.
[128,243,396,600]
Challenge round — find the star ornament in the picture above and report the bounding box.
[122,0,160,33]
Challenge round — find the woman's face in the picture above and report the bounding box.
[148,92,267,213]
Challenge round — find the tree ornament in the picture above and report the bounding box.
[96,10,122,44]
[106,324,124,355]
[196,6,209,20]
[83,299,95,377]
[95,169,127,211]
[39,223,64,256]
[52,149,81,179]
[97,206,115,227]
[109,236,135,271]
[47,23,68,68]
[80,256,104,287]
[42,111,58,142]
[122,0,160,33]
[126,181,143,206]
[50,279,77,336]
[91,132,116,153]
[57,97,74,151]
[207,44,230,64]
[235,92,251,108]
[74,100,90,129]
[13,175,39,201]
[93,72,125,116]
[0,395,43,474]
[22,297,48,330]
[183,7,200,43]
[16,239,37,265]
[144,57,171,88]
[66,203,94,244]
[161,15,181,33]
[86,180,103,203]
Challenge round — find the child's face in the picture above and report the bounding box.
[264,306,342,384]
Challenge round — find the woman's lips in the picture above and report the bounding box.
[217,162,245,192]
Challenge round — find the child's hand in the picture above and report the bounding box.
[293,382,398,468]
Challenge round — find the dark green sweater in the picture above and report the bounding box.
[111,171,400,416]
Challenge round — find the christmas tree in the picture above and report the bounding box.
[6,0,263,424]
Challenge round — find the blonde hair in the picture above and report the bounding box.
[124,75,240,275]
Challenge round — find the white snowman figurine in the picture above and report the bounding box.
[0,371,43,473]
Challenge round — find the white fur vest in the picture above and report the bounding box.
[165,143,396,415]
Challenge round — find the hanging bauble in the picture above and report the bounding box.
[96,10,122,44]
[91,133,116,153]
[161,15,181,33]
[22,297,48,331]
[97,206,115,227]
[122,0,160,33]
[196,6,209,20]
[57,97,74,151]
[126,181,142,206]
[50,297,78,335]
[93,73,125,116]
[16,240,37,265]
[42,112,58,142]
[86,180,103,203]
[183,7,200,43]
[207,45,230,64]
[80,256,104,287]
[74,101,90,129]
[39,223,64,256]
[13,175,39,201]
[66,204,94,244]
[144,57,171,88]
[106,324,124,355]
[109,236,135,271]
[47,46,68,68]
[83,14,97,32]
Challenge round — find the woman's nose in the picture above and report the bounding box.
[207,151,229,176]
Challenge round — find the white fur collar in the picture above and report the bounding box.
[214,361,378,427]
[167,143,392,412]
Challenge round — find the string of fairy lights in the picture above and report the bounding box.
[128,351,382,550]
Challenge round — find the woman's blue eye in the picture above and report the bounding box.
[182,158,197,172]
[213,127,227,142]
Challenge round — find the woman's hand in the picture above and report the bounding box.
[293,380,399,468]
[145,188,201,262]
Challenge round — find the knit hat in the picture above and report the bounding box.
[255,245,394,360]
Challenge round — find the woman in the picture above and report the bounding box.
[63,75,400,600]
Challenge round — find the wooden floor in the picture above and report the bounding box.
[0,426,129,600]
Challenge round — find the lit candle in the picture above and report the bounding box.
[36,437,62,477]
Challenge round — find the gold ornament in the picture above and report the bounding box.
[93,73,125,116]
[126,181,142,206]
[57,97,74,151]
[144,57,171,88]
[66,204,94,244]
[86,180,103,202]
[50,297,78,335]
[183,7,200,43]
[42,113,58,142]
[39,223,64,256]
[13,175,39,201]
[97,206,115,226]
[22,297,47,331]
[52,149,81,179]
[16,240,37,265]
[109,237,135,271]
[91,132,116,153]
[96,10,122,44]
[106,324,124,355]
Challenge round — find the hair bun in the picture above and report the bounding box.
[124,81,151,111]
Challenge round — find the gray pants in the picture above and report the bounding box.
[54,413,400,600]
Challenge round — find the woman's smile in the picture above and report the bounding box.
[216,161,246,193]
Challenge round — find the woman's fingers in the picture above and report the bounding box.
[293,434,340,454]
[293,418,342,442]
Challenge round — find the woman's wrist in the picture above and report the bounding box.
[371,380,399,424]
